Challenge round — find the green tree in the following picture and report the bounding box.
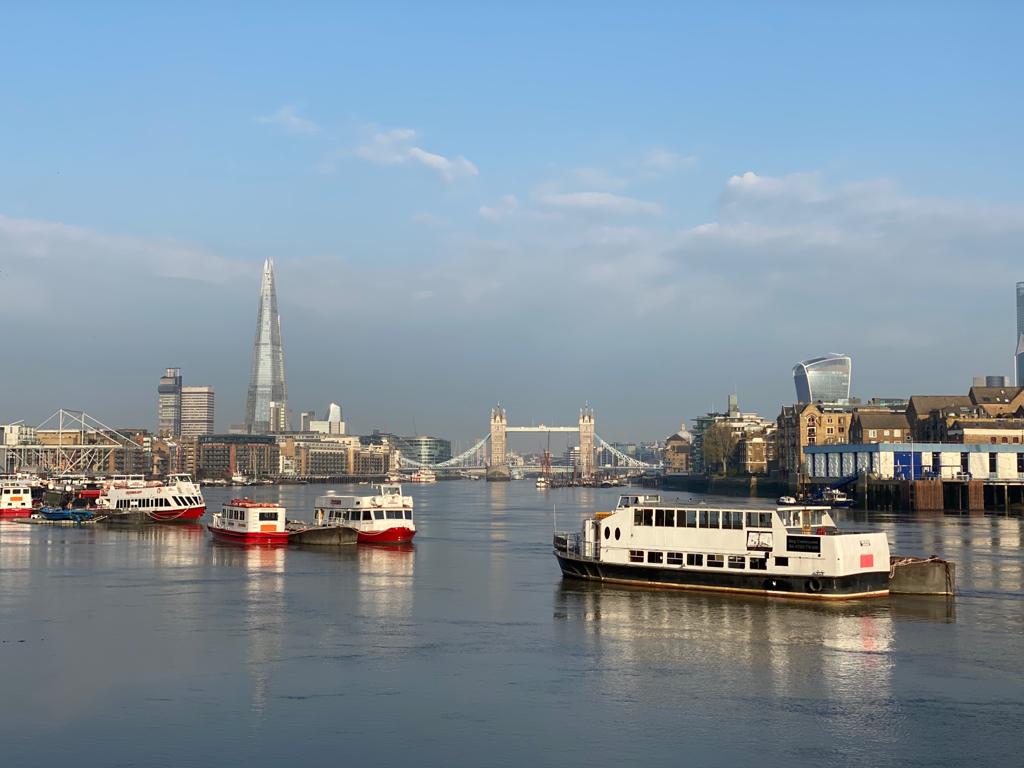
[703,422,738,476]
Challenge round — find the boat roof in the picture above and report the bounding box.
[226,498,283,508]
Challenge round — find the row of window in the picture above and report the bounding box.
[1,488,29,495]
[632,509,774,530]
[628,550,777,570]
[329,509,413,522]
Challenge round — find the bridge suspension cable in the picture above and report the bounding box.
[594,434,662,469]
[397,433,491,469]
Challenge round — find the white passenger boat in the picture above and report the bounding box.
[98,474,206,522]
[553,494,890,600]
[208,498,290,543]
[408,468,436,484]
[535,476,550,489]
[313,484,415,544]
[0,480,34,518]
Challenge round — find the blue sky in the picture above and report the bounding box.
[2,2,1023,442]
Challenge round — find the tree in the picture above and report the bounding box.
[703,422,738,476]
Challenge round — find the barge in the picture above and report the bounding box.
[554,494,891,600]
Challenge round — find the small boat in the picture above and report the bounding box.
[535,476,550,489]
[40,506,94,523]
[408,468,436,484]
[777,495,797,505]
[313,484,416,545]
[208,499,290,543]
[98,474,206,522]
[553,493,890,600]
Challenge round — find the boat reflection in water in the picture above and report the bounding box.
[356,543,415,625]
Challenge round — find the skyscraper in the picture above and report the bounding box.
[244,259,289,434]
[1016,281,1024,386]
[793,354,852,404]
[181,386,215,438]
[157,367,182,437]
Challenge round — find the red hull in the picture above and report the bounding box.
[208,524,290,544]
[357,526,416,545]
[150,505,206,522]
[0,508,33,519]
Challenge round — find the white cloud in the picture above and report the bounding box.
[537,191,662,216]
[642,149,696,173]
[353,128,478,182]
[479,194,519,221]
[256,105,319,134]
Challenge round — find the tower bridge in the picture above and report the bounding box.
[394,404,660,478]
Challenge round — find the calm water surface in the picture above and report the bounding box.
[1,482,1022,767]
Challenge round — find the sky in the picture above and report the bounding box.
[2,2,1023,444]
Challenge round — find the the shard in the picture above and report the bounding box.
[244,259,289,433]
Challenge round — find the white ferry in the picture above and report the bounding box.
[553,494,890,600]
[98,474,206,522]
[535,476,550,489]
[0,480,34,518]
[408,468,436,484]
[208,498,290,543]
[313,484,416,545]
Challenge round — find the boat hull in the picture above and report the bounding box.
[0,508,33,518]
[208,525,291,544]
[149,505,206,522]
[357,526,416,545]
[554,552,889,600]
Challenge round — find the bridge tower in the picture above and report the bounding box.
[579,405,595,477]
[489,404,507,469]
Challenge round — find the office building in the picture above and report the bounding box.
[244,259,289,434]
[793,354,852,404]
[395,435,452,465]
[157,367,182,437]
[181,386,215,438]
[309,402,346,435]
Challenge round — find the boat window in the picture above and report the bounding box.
[699,510,719,528]
[386,510,403,520]
[686,553,703,566]
[259,512,279,521]
[374,511,384,520]
[629,550,644,563]
[615,528,620,540]
[604,526,610,540]
[633,509,642,525]
[667,552,684,566]
[749,557,768,571]
[664,510,675,527]
[655,509,665,527]
[722,511,743,530]
[363,511,373,521]
[728,556,745,569]
[746,512,773,529]
[707,555,724,568]
[775,556,789,567]
[647,551,663,564]
[682,510,696,528]
[404,510,413,520]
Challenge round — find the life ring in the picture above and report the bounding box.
[807,578,823,594]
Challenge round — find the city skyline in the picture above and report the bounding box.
[2,4,1023,442]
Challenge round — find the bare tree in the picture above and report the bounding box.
[703,422,738,476]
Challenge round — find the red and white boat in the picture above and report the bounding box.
[407,468,436,484]
[98,474,206,522]
[314,484,416,545]
[208,498,290,543]
[0,480,34,518]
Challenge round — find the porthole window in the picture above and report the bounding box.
[615,528,621,540]
[604,526,610,540]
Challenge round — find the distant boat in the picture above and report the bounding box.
[40,507,94,523]
[208,499,289,544]
[535,476,550,489]
[409,468,437,484]
[777,495,797,505]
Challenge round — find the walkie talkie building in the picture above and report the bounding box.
[793,354,852,404]
[244,259,289,434]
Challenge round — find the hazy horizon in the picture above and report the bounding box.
[2,3,1022,443]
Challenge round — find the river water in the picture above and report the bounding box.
[1,482,1021,767]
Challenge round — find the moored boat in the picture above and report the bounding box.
[40,506,95,523]
[313,484,416,545]
[553,493,890,600]
[408,468,436,484]
[208,499,290,543]
[99,474,206,522]
[0,480,34,518]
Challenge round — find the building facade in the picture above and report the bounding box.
[806,443,1024,482]
[244,259,289,434]
[776,403,855,483]
[181,386,215,438]
[395,435,452,465]
[197,434,279,479]
[157,367,182,437]
[793,354,852,404]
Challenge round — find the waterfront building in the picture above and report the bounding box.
[947,418,1024,445]
[793,354,852,404]
[849,412,912,444]
[196,434,279,479]
[776,402,855,483]
[244,259,289,434]
[663,428,693,474]
[395,435,452,465]
[906,395,976,441]
[157,367,182,437]
[692,395,775,475]
[805,442,1024,482]
[181,386,215,438]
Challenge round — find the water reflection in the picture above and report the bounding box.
[357,544,415,621]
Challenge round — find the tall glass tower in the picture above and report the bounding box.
[1016,281,1024,385]
[793,354,852,404]
[244,259,289,434]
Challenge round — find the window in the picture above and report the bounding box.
[989,453,998,473]
[664,510,675,527]
[961,453,969,472]
[722,511,743,530]
[826,427,834,435]
[683,510,697,528]
[686,553,703,566]
[634,510,643,526]
[699,510,719,528]
[386,510,403,519]
[746,511,773,529]
[615,528,621,540]
[258,511,278,521]
[642,509,653,526]
[629,550,644,563]
[655,509,665,527]
[932,452,941,473]
[667,552,684,566]
[647,551,663,564]
[604,526,610,540]
[728,556,745,569]
[363,511,373,521]
[374,511,384,520]
[404,510,413,520]
[775,556,789,567]
[707,555,724,568]
[749,557,768,571]
[1018,453,1024,473]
